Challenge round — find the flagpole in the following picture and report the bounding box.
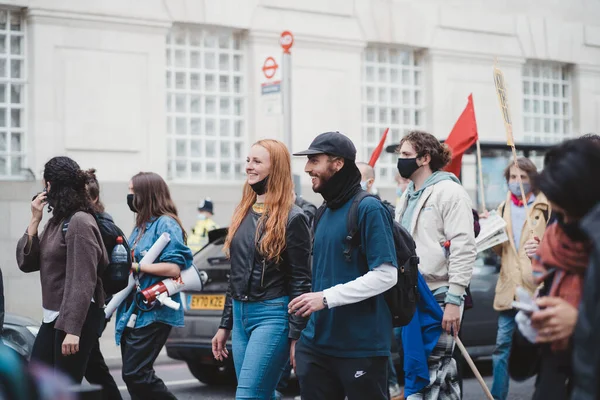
[455,337,494,400]
[475,139,487,213]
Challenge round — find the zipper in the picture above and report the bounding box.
[261,258,266,288]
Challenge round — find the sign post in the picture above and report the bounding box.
[280,31,294,152]
[280,30,299,193]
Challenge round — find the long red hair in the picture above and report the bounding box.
[224,139,294,262]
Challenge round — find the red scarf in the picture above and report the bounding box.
[510,193,532,207]
[532,223,591,351]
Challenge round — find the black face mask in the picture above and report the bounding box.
[127,194,137,213]
[397,158,421,179]
[556,213,587,242]
[250,176,269,196]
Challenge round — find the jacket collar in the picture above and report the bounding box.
[502,191,550,254]
[395,185,435,235]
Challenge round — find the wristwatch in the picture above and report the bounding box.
[322,296,328,309]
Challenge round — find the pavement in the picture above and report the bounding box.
[100,318,178,369]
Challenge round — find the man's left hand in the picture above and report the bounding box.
[442,303,461,336]
[288,292,325,318]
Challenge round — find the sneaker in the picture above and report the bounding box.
[389,383,404,400]
[293,397,301,400]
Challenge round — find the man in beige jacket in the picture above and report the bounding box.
[395,131,476,399]
[490,158,550,400]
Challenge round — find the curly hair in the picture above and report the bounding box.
[399,130,452,172]
[43,157,94,224]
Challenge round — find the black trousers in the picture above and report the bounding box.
[295,339,388,400]
[84,318,122,400]
[31,304,104,384]
[120,322,176,400]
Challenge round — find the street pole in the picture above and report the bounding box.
[280,31,299,194]
[282,50,292,152]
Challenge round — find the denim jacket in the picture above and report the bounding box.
[115,215,193,344]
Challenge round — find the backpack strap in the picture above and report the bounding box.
[61,215,74,238]
[344,191,374,262]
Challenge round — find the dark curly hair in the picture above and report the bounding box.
[399,130,453,172]
[43,157,94,224]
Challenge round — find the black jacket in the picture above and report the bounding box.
[571,204,600,400]
[219,206,312,339]
[295,196,317,227]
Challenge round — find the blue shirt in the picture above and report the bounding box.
[510,193,536,251]
[115,215,193,344]
[300,195,398,357]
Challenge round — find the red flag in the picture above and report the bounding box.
[368,127,390,167]
[444,94,479,177]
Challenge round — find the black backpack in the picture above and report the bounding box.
[62,212,132,296]
[314,191,419,327]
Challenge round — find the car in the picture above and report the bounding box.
[1,313,39,362]
[166,228,501,386]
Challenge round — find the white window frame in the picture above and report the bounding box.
[522,61,573,144]
[0,8,26,180]
[166,26,246,183]
[362,46,425,185]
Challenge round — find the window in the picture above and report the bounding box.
[362,47,424,183]
[522,61,572,144]
[166,27,245,181]
[0,9,25,179]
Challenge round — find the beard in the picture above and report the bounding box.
[311,166,336,193]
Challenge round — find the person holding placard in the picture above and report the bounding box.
[115,172,193,399]
[490,158,550,400]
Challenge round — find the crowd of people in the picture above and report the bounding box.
[8,129,600,400]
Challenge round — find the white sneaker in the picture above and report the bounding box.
[389,383,404,400]
[294,397,302,400]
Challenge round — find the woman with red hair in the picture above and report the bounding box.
[212,139,312,399]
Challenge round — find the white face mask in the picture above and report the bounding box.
[360,181,368,191]
[197,213,207,221]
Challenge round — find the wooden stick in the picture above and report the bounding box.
[455,336,494,400]
[475,139,487,213]
[493,64,534,234]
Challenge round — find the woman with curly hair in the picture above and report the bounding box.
[211,139,312,400]
[16,156,108,382]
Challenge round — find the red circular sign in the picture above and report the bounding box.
[262,57,278,79]
[280,31,294,53]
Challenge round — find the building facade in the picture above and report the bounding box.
[1,0,600,318]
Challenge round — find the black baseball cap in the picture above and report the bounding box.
[293,131,356,161]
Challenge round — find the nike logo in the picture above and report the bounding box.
[354,370,366,378]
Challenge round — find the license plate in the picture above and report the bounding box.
[189,294,225,310]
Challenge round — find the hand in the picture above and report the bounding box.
[62,334,80,356]
[442,303,461,336]
[479,210,490,219]
[531,297,578,343]
[288,292,325,318]
[523,236,541,258]
[31,191,46,222]
[211,328,230,361]
[290,339,297,372]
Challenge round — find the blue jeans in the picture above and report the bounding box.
[491,310,517,400]
[232,297,290,400]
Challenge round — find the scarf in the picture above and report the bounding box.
[319,159,362,210]
[510,192,533,207]
[532,223,591,351]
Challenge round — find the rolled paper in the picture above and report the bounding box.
[104,232,171,318]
